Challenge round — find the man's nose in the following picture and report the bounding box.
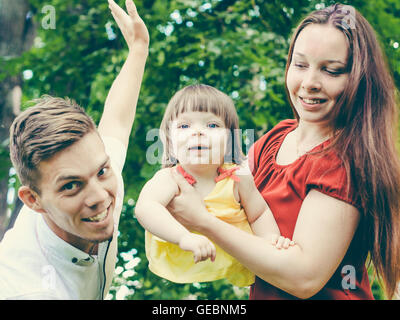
[85,180,108,209]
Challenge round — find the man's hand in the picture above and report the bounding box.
[99,0,149,147]
[108,0,149,51]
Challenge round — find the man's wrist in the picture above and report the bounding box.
[128,43,149,57]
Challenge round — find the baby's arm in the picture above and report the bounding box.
[135,168,216,262]
[237,173,295,249]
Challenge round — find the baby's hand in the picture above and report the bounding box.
[179,233,216,263]
[270,234,295,250]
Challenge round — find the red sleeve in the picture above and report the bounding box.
[305,152,360,210]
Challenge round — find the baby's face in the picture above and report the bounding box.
[169,111,229,166]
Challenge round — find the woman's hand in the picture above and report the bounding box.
[108,0,149,51]
[167,168,212,231]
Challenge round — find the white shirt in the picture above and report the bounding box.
[0,135,126,300]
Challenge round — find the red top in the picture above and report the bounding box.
[248,119,374,300]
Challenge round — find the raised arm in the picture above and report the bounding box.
[98,0,149,147]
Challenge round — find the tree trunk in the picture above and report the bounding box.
[0,0,35,240]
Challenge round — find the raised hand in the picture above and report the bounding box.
[108,0,149,51]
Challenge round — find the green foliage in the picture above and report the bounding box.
[4,0,396,299]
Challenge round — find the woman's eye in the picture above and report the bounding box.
[325,68,343,76]
[294,63,306,68]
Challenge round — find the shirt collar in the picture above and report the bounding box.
[36,214,96,267]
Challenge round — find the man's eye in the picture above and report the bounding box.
[98,167,109,177]
[62,182,80,192]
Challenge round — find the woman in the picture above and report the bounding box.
[167,3,400,299]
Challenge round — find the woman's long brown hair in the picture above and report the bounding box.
[285,4,400,299]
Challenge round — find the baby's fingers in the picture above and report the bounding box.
[194,241,216,263]
[274,236,285,249]
[270,234,279,246]
[207,241,216,262]
[274,236,295,249]
[282,237,292,249]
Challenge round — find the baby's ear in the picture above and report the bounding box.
[18,186,46,214]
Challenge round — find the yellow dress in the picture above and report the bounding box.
[145,164,255,287]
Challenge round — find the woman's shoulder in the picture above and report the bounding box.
[254,119,297,148]
[304,148,361,209]
[249,119,297,170]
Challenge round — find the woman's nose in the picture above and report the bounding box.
[301,68,322,92]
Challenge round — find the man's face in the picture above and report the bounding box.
[35,131,117,252]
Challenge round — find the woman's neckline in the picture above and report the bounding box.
[273,121,330,169]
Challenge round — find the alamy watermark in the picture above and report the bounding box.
[41,5,56,30]
[341,264,356,290]
[145,128,255,167]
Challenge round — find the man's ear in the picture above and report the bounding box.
[18,186,46,214]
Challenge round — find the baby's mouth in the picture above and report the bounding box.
[188,145,209,150]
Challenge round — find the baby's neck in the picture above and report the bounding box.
[180,163,220,197]
[180,163,220,182]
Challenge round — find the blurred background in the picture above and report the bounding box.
[0,0,398,299]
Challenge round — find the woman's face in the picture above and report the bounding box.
[286,24,349,124]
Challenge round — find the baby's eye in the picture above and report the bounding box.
[178,124,189,129]
[207,123,220,128]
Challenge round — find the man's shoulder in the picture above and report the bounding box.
[0,206,40,254]
[0,206,49,298]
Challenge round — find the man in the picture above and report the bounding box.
[0,0,148,299]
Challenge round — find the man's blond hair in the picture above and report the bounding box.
[9,95,96,194]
